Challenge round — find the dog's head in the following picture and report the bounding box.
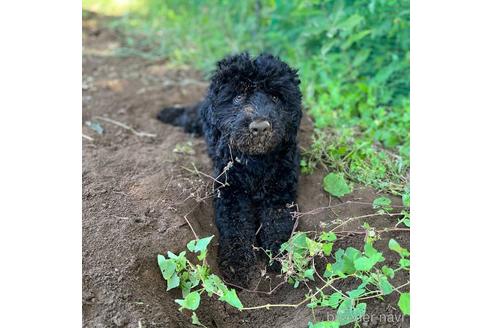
[205,53,302,155]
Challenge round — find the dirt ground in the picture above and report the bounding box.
[83,13,410,328]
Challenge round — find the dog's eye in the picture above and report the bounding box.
[271,95,279,103]
[233,95,244,105]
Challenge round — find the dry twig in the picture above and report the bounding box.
[94,116,157,138]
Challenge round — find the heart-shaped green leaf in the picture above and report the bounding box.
[323,173,352,197]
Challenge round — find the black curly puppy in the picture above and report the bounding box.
[158,53,302,285]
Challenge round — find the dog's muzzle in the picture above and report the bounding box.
[230,120,276,155]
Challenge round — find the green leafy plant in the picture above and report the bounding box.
[158,208,410,327]
[372,196,392,213]
[157,235,244,326]
[302,130,409,197]
[398,292,410,315]
[397,188,411,227]
[323,173,352,197]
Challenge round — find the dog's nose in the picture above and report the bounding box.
[249,120,271,135]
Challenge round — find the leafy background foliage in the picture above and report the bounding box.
[83,0,410,196]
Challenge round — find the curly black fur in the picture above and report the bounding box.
[158,53,302,286]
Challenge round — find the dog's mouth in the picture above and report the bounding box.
[229,132,277,155]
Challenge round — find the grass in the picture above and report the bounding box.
[83,0,410,195]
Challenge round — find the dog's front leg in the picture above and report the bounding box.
[258,205,295,272]
[214,192,256,287]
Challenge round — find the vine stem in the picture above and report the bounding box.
[335,228,410,235]
[240,277,341,311]
[357,281,410,301]
[329,212,403,233]
[224,280,287,295]
[183,207,199,240]
[238,280,410,311]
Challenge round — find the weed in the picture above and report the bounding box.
[157,198,410,327]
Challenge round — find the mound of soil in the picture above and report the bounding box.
[83,13,409,328]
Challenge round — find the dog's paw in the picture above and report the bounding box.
[219,260,251,288]
[218,241,256,288]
